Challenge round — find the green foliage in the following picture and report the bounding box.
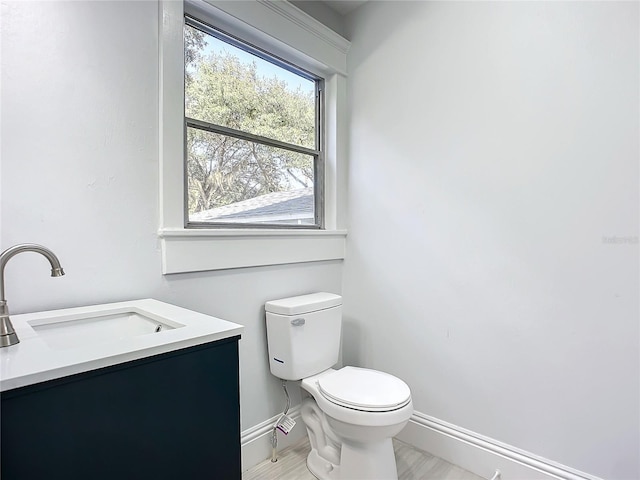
[184,35,316,216]
[184,26,206,87]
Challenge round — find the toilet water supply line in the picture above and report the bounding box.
[271,380,291,463]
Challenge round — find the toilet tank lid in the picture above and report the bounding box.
[265,292,342,315]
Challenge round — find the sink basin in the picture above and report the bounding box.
[1,299,244,392]
[28,308,183,350]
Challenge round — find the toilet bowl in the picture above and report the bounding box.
[265,292,413,480]
[300,367,413,480]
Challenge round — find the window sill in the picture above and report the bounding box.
[158,228,347,274]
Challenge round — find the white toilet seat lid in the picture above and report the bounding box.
[318,367,411,411]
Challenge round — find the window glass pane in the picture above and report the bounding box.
[187,127,315,225]
[185,24,316,150]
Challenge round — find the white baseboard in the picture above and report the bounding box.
[241,405,306,472]
[396,411,603,480]
[241,407,603,480]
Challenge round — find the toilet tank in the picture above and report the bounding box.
[265,292,342,381]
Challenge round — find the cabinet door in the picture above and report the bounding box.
[1,338,241,480]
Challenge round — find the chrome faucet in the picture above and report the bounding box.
[0,244,65,347]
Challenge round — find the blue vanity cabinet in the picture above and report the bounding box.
[1,336,241,480]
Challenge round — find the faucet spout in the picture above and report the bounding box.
[0,243,65,347]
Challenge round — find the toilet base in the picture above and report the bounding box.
[307,448,337,480]
[339,438,398,480]
[301,397,402,480]
[306,437,399,480]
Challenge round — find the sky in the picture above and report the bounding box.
[195,25,315,94]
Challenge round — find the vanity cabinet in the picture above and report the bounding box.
[1,336,241,480]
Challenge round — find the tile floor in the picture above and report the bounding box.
[243,437,485,480]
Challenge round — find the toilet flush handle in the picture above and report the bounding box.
[291,318,306,327]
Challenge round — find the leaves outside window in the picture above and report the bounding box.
[184,20,323,228]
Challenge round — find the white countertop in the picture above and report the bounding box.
[0,299,244,392]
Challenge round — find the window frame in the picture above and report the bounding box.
[159,0,350,274]
[183,15,325,230]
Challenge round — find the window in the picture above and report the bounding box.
[159,0,349,273]
[184,17,324,228]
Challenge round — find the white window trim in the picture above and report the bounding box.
[159,0,350,274]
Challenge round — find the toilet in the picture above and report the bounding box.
[265,292,413,480]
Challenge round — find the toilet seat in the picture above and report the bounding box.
[318,366,411,412]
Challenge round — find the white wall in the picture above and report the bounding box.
[3,2,639,477]
[344,2,639,479]
[0,0,342,432]
[290,0,347,38]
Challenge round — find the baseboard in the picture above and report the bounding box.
[396,411,603,480]
[241,404,306,472]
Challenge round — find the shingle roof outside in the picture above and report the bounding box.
[191,187,313,222]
